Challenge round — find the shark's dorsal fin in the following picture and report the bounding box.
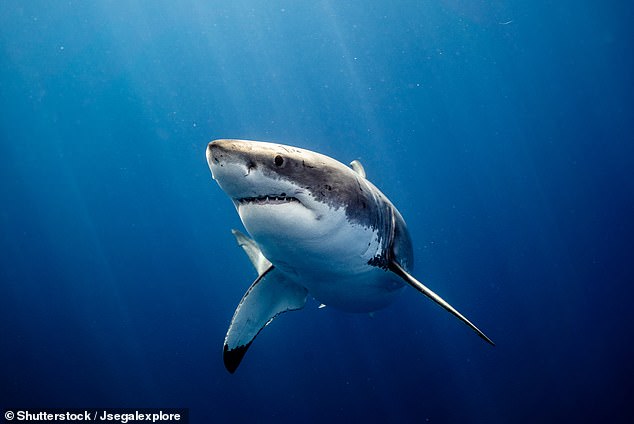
[388,260,495,346]
[349,160,366,178]
[232,229,271,276]
[224,266,308,373]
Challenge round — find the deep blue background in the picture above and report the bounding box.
[1,1,633,422]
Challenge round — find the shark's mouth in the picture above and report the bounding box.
[237,195,301,206]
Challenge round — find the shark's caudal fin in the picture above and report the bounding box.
[223,231,308,373]
[389,260,495,346]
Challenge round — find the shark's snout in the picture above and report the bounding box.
[206,140,243,183]
[207,139,279,201]
[207,139,256,172]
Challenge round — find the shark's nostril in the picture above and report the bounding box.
[207,143,219,166]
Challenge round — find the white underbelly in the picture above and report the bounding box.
[292,266,405,313]
[240,200,403,311]
[251,208,386,274]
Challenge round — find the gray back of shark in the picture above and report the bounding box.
[206,139,494,373]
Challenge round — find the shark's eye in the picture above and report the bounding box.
[274,155,284,167]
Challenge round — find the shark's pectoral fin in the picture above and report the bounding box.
[388,260,495,346]
[231,228,271,275]
[224,266,308,373]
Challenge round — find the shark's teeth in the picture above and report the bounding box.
[238,195,300,205]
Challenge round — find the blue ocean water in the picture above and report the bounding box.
[1,1,633,422]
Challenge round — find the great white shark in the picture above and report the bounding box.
[206,139,494,373]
